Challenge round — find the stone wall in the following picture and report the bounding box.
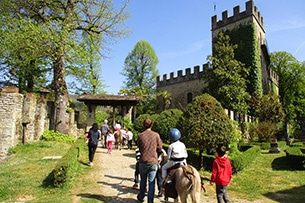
[0,87,79,160]
[0,87,23,159]
[157,65,209,112]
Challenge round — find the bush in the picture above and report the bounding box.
[256,121,277,142]
[202,154,215,171]
[178,94,236,154]
[153,109,183,142]
[230,145,260,174]
[52,138,84,187]
[40,130,76,143]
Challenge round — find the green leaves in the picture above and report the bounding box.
[122,40,159,95]
[207,32,249,114]
[179,94,236,153]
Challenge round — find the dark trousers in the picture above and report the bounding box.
[156,168,163,193]
[128,140,133,149]
[88,144,98,162]
[216,185,230,203]
[134,162,139,183]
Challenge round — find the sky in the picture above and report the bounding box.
[100,0,305,95]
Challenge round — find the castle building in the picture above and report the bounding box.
[156,0,278,113]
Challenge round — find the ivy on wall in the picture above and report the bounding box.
[224,23,263,96]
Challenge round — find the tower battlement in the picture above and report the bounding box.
[156,64,209,87]
[211,0,264,31]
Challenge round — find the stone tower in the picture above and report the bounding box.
[211,0,278,95]
[156,0,278,112]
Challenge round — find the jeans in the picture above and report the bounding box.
[137,163,158,203]
[216,185,230,203]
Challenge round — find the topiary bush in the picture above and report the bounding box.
[178,94,236,155]
[52,138,84,187]
[153,109,183,142]
[230,145,261,174]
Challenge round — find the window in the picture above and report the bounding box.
[187,93,193,103]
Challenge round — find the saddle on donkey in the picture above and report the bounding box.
[162,163,196,199]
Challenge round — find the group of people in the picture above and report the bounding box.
[135,118,233,203]
[87,118,232,203]
[86,119,134,164]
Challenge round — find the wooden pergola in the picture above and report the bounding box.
[77,94,140,130]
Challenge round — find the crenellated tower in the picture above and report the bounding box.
[211,0,278,95]
[156,0,278,113]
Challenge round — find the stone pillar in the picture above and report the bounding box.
[0,87,23,159]
[35,97,48,140]
[22,93,37,142]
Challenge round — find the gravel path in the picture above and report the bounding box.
[72,143,275,203]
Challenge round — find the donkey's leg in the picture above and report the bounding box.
[178,191,187,203]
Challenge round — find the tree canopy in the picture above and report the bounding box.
[0,0,130,133]
[178,94,237,155]
[270,51,305,138]
[121,40,159,95]
[206,32,249,114]
[121,40,159,116]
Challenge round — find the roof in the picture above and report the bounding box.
[77,94,141,106]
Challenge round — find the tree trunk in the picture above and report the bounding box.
[54,54,69,134]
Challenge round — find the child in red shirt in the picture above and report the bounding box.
[210,145,232,203]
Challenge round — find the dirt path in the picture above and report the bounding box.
[71,143,272,203]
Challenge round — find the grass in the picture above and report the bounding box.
[200,144,305,203]
[0,141,85,202]
[1,141,305,202]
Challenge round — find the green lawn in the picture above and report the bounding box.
[0,141,78,202]
[201,144,305,203]
[1,141,305,202]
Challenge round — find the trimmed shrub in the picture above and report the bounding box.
[178,94,236,154]
[230,145,261,174]
[290,142,304,147]
[153,109,183,142]
[53,138,84,187]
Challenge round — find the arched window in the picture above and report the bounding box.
[187,93,193,103]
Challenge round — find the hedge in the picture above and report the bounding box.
[53,138,84,187]
[230,145,261,174]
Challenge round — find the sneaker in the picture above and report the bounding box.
[89,162,93,166]
[132,183,138,188]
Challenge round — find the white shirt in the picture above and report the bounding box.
[126,131,133,141]
[106,133,115,142]
[167,140,188,160]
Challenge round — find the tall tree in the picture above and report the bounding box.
[0,0,130,133]
[206,32,249,115]
[121,40,159,115]
[270,51,305,139]
[121,40,159,95]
